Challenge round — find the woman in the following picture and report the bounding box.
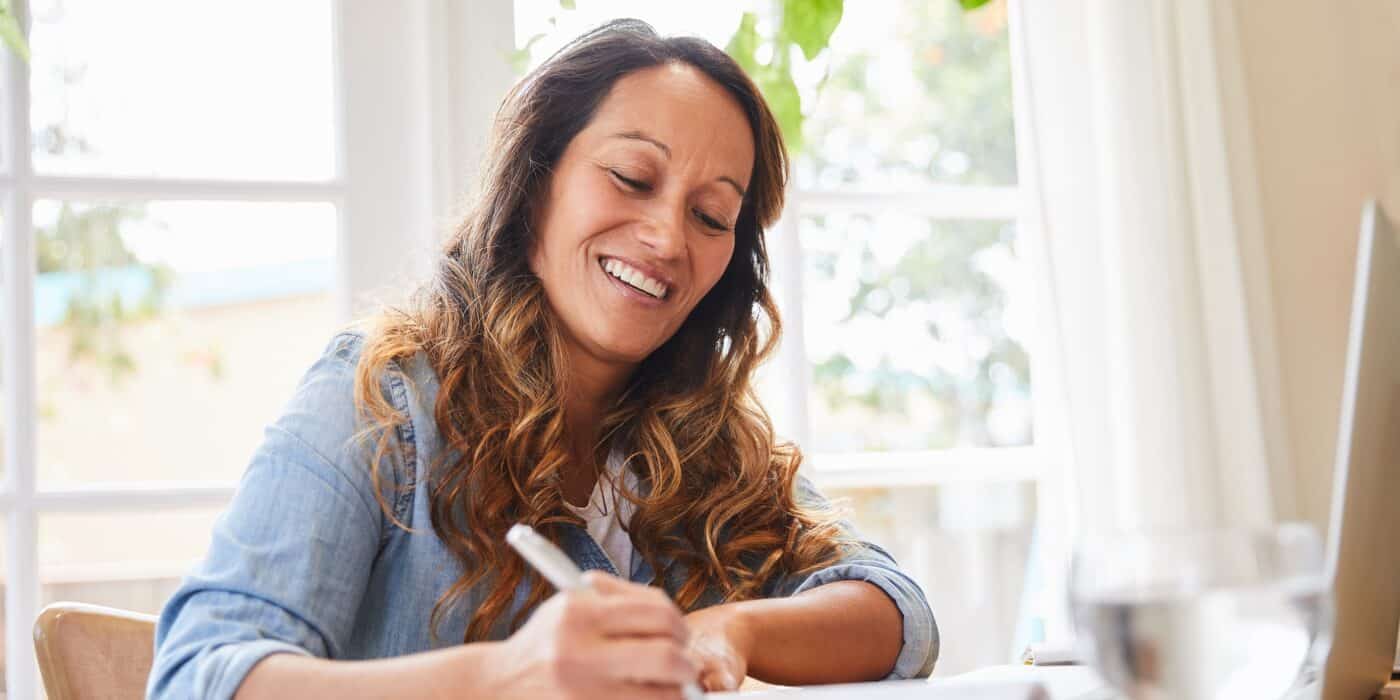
[149,19,937,699]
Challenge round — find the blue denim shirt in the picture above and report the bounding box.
[147,332,938,698]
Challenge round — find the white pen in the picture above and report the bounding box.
[506,523,705,700]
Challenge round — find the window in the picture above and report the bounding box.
[515,0,1040,676]
[33,200,339,486]
[1,1,345,696]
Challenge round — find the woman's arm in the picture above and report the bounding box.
[235,644,502,700]
[149,336,396,699]
[686,475,939,691]
[687,580,903,688]
[239,576,700,700]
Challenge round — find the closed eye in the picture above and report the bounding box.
[609,169,652,193]
[693,209,731,233]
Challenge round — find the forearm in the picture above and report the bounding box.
[234,642,504,700]
[732,580,903,685]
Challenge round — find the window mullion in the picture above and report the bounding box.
[3,1,43,697]
[769,206,812,453]
[26,174,347,202]
[28,482,238,512]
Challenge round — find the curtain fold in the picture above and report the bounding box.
[1011,0,1292,544]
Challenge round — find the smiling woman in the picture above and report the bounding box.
[146,19,937,700]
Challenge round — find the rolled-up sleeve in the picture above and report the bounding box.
[768,475,939,680]
[147,333,403,699]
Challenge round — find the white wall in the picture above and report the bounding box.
[1226,0,1400,532]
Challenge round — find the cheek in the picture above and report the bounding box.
[694,237,737,297]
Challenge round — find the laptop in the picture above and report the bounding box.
[1319,199,1400,700]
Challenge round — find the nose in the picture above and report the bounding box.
[637,203,687,261]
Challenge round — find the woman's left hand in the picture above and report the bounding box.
[683,604,756,692]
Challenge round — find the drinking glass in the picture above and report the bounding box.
[1069,523,1333,700]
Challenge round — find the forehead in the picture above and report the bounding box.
[581,63,755,179]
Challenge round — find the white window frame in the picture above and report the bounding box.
[769,186,1033,489]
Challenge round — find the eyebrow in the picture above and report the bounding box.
[610,130,747,198]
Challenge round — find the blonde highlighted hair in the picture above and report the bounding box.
[352,19,847,643]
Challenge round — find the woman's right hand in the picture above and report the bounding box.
[476,571,701,699]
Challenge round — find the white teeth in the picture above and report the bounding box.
[601,257,668,299]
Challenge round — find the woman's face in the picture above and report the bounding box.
[530,62,755,372]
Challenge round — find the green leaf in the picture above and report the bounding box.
[0,3,30,63]
[558,0,576,9]
[781,0,843,61]
[506,32,547,74]
[959,0,994,9]
[723,11,760,74]
[753,63,803,154]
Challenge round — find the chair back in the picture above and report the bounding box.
[33,602,158,700]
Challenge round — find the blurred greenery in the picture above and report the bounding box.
[28,17,176,387]
[799,0,1016,187]
[724,0,844,155]
[787,0,1027,450]
[37,201,174,385]
[804,216,1029,450]
[0,0,29,62]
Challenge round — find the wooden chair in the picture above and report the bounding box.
[33,602,158,700]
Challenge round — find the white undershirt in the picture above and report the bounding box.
[563,449,637,578]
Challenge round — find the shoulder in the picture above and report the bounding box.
[263,329,442,523]
[305,328,438,406]
[276,329,439,470]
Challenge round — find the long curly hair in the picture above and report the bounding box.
[352,19,848,643]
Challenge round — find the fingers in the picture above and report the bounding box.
[689,644,741,692]
[580,571,676,604]
[698,667,740,692]
[576,572,688,643]
[592,595,689,642]
[595,638,699,687]
[576,571,627,593]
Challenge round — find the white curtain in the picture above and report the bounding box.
[1010,0,1297,544]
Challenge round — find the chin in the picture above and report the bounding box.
[595,334,665,365]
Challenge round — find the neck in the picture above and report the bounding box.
[557,337,634,503]
[561,352,631,445]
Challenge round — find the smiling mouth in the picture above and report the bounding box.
[599,257,669,300]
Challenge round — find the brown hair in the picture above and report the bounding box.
[353,18,846,642]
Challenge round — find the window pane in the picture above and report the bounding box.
[34,200,338,485]
[825,481,1037,676]
[802,214,1032,452]
[797,0,1016,188]
[28,0,335,180]
[39,507,223,614]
